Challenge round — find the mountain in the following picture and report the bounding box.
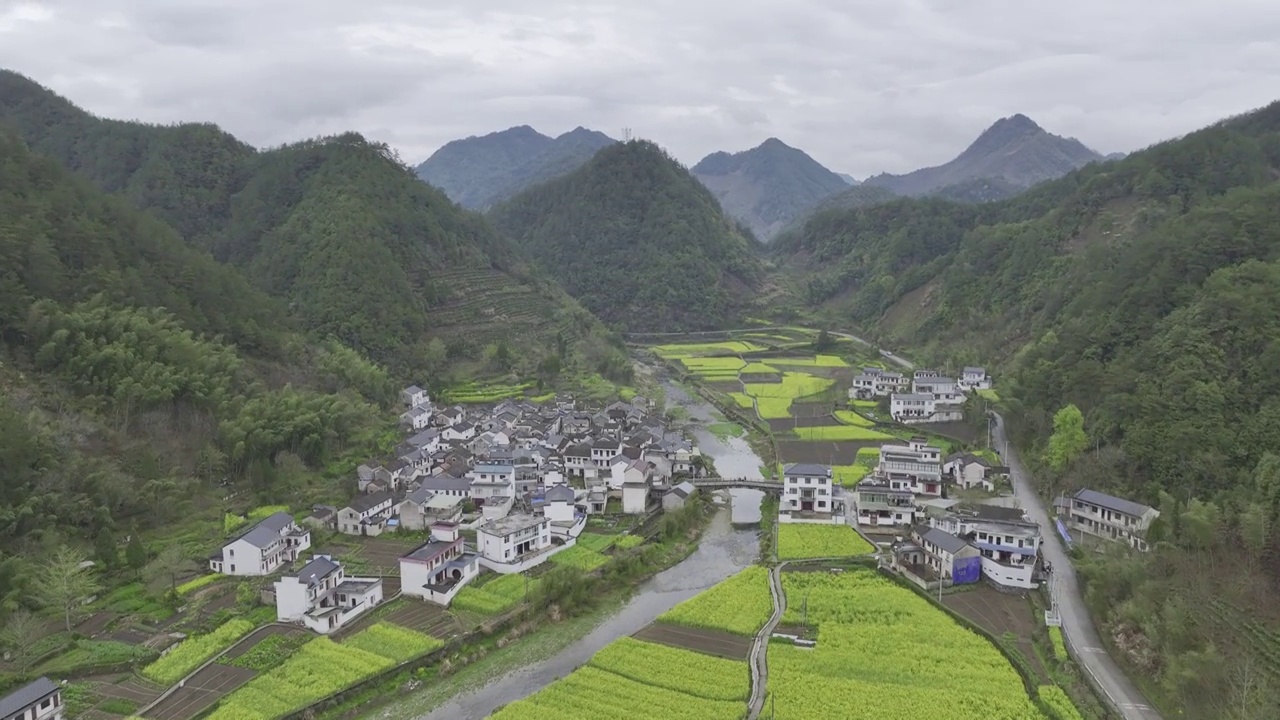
[491,140,766,331]
[836,172,860,185]
[0,126,397,557]
[0,71,630,382]
[691,138,850,242]
[776,99,1280,718]
[414,125,616,209]
[863,114,1103,200]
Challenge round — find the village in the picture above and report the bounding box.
[1,344,1161,720]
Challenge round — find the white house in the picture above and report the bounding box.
[890,393,936,423]
[662,482,698,511]
[876,439,944,497]
[0,678,63,720]
[943,453,1008,492]
[542,484,578,524]
[592,438,623,468]
[959,367,992,392]
[399,523,479,606]
[401,405,433,431]
[443,421,476,442]
[209,512,311,576]
[1064,489,1160,551]
[337,492,395,536]
[398,486,464,531]
[274,555,383,634]
[622,478,650,515]
[563,444,598,479]
[477,513,552,568]
[930,508,1040,589]
[913,526,981,583]
[401,385,430,408]
[610,457,651,492]
[853,479,917,528]
[912,374,960,399]
[780,464,844,523]
[467,463,516,504]
[849,367,909,399]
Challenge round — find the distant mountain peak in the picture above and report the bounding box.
[864,115,1102,201]
[690,138,849,242]
[415,125,615,209]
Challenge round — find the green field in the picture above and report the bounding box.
[777,524,874,559]
[740,362,780,374]
[833,448,880,486]
[653,341,762,358]
[833,410,873,427]
[793,425,893,441]
[658,567,773,637]
[767,355,850,368]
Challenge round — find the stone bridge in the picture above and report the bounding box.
[691,477,784,493]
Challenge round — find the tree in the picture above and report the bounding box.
[1239,503,1270,569]
[125,530,147,578]
[0,609,45,672]
[814,329,835,351]
[1045,404,1088,472]
[32,547,100,632]
[94,526,118,570]
[144,545,194,596]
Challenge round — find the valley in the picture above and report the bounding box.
[2,62,1279,720]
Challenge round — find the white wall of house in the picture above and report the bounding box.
[783,474,834,514]
[544,499,577,524]
[980,557,1035,589]
[478,519,551,563]
[622,483,649,514]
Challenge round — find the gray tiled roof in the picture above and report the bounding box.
[1074,489,1154,518]
[784,463,831,477]
[0,678,59,720]
[918,526,970,555]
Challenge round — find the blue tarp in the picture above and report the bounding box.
[1055,518,1073,546]
[953,556,981,584]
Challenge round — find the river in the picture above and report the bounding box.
[407,379,768,720]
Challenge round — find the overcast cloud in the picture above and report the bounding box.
[2,0,1279,176]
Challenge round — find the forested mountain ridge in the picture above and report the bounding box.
[691,137,850,242]
[862,114,1103,200]
[414,125,616,209]
[0,71,629,381]
[0,129,391,569]
[778,100,1280,717]
[491,140,767,331]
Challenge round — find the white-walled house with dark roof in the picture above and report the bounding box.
[1063,488,1160,551]
[208,512,311,576]
[0,677,63,720]
[274,555,383,634]
[780,464,846,524]
[399,523,479,606]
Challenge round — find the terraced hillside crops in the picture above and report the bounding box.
[425,267,590,351]
[769,570,1064,719]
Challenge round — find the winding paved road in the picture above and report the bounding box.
[992,414,1161,720]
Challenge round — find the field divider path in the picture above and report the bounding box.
[747,560,787,720]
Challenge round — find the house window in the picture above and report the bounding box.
[228,549,234,558]
[817,501,826,509]
[230,564,236,572]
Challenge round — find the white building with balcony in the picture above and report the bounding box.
[274,555,383,634]
[467,463,516,504]
[780,464,845,524]
[477,513,552,571]
[209,512,311,576]
[853,479,918,527]
[876,439,944,497]
[399,523,480,606]
[930,508,1041,589]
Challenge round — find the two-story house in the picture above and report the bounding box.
[890,393,936,423]
[849,367,909,399]
[942,452,1009,492]
[0,678,63,720]
[852,478,917,527]
[209,512,311,576]
[959,367,992,392]
[397,486,465,531]
[337,492,395,537]
[477,513,552,569]
[912,526,981,584]
[274,555,383,634]
[876,439,943,496]
[443,421,476,442]
[780,464,845,523]
[1064,489,1160,551]
[399,522,479,606]
[401,405,432,431]
[401,385,430,408]
[563,444,596,479]
[929,506,1040,589]
[591,437,623,468]
[467,463,516,505]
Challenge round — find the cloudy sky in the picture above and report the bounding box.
[2,0,1279,176]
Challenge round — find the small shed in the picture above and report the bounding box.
[662,481,698,512]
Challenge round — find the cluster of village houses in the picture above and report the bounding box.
[783,365,1163,591]
[202,388,703,635]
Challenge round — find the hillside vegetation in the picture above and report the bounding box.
[778,100,1280,717]
[490,140,766,331]
[414,125,616,209]
[0,71,629,383]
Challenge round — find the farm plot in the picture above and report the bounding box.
[777,525,874,560]
[943,585,1047,682]
[653,341,763,358]
[342,622,443,663]
[657,566,773,637]
[833,448,881,486]
[488,637,749,720]
[142,619,255,685]
[453,573,538,615]
[385,602,461,640]
[769,570,1047,719]
[792,425,893,441]
[767,355,849,368]
[548,545,610,571]
[146,663,258,720]
[202,638,394,720]
[777,439,883,465]
[632,623,753,661]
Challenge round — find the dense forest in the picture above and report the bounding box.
[0,130,392,582]
[490,140,767,331]
[0,71,630,382]
[777,100,1280,717]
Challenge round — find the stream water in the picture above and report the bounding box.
[408,378,769,720]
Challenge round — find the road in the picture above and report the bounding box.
[992,413,1162,720]
[839,332,1162,720]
